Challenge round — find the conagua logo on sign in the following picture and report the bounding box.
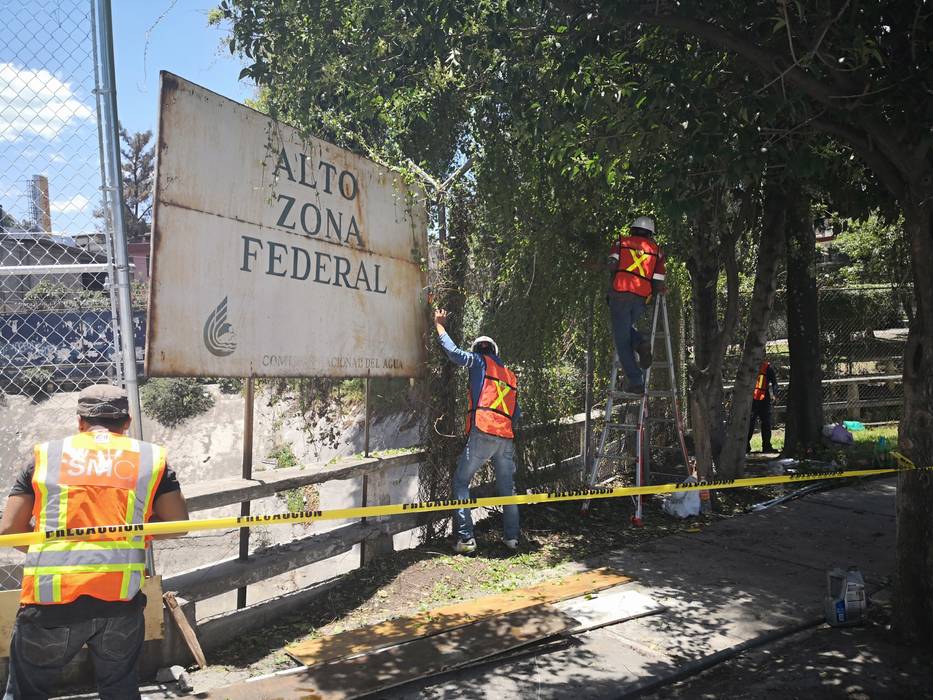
[203,297,237,357]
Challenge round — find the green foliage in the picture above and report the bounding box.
[268,444,299,469]
[23,282,110,311]
[140,378,215,427]
[831,213,911,289]
[216,377,244,395]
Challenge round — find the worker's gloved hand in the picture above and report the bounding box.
[434,309,448,327]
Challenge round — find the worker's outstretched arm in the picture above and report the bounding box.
[0,494,35,553]
[434,309,477,368]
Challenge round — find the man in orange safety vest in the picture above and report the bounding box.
[434,309,520,555]
[0,384,189,699]
[748,360,779,453]
[606,216,667,394]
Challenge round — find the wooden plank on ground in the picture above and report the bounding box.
[286,567,631,666]
[194,603,576,700]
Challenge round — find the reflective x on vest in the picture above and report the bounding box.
[467,356,518,439]
[613,236,659,297]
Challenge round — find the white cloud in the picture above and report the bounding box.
[50,194,90,214]
[0,63,94,142]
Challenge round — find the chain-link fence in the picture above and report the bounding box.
[0,0,140,590]
[719,284,908,425]
[0,0,136,397]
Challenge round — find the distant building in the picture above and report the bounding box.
[0,232,108,312]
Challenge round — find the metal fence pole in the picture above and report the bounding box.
[238,377,255,609]
[94,0,143,435]
[89,0,124,386]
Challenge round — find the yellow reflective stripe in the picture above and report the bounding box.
[145,446,165,509]
[488,381,512,415]
[625,250,651,276]
[52,574,61,602]
[34,444,49,532]
[125,490,137,526]
[120,570,131,598]
[24,563,146,575]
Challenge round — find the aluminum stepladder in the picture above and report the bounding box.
[582,295,691,525]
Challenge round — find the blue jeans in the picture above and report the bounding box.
[452,430,520,541]
[4,611,144,700]
[607,294,647,386]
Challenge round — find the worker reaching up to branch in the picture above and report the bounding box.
[434,309,521,554]
[605,216,667,394]
[0,384,189,700]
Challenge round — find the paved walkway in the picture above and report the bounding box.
[384,477,897,699]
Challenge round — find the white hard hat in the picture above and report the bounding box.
[630,216,656,235]
[471,335,499,356]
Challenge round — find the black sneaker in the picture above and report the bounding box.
[636,341,653,369]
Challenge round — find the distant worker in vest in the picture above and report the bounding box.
[0,384,189,700]
[434,309,520,554]
[606,216,667,394]
[748,360,779,453]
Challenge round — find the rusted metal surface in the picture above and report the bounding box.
[146,73,429,378]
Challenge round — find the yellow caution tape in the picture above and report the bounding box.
[0,452,923,548]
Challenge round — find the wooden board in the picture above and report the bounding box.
[0,576,164,657]
[286,567,630,666]
[554,585,664,633]
[196,604,576,700]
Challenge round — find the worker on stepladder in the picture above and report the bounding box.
[606,216,667,394]
[748,360,779,453]
[434,309,520,554]
[0,385,189,700]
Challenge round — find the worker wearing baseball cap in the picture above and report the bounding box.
[0,384,189,699]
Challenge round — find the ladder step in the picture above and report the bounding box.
[650,362,672,369]
[595,453,637,462]
[646,389,677,398]
[609,390,646,400]
[605,422,640,431]
[646,416,676,424]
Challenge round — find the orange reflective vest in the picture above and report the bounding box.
[612,235,662,297]
[753,362,770,402]
[466,356,518,439]
[21,431,166,606]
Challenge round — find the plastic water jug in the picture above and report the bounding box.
[824,566,866,627]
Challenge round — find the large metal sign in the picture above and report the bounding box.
[146,73,429,378]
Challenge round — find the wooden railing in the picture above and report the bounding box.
[158,413,596,655]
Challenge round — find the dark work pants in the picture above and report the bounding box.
[747,399,773,450]
[4,610,144,700]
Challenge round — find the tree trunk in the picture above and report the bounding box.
[893,184,933,646]
[718,180,788,479]
[783,184,823,455]
[687,255,726,480]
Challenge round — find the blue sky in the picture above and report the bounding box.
[0,1,250,236]
[113,1,251,135]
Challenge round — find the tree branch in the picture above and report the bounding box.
[811,118,906,201]
[613,9,915,184]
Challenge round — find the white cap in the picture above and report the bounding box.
[631,216,656,235]
[471,335,499,356]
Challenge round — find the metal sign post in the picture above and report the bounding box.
[237,377,255,609]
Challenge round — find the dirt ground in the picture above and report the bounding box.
[194,483,801,679]
[642,601,933,699]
